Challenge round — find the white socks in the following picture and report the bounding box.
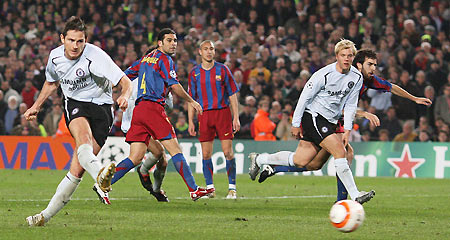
[153,167,166,192]
[140,152,159,174]
[77,144,102,181]
[140,152,166,192]
[256,151,295,167]
[41,172,81,222]
[334,158,359,200]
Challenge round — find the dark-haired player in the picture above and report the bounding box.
[109,28,211,201]
[25,16,132,226]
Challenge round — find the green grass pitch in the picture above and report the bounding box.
[1,169,450,239]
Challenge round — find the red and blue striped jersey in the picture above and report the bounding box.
[124,49,178,105]
[188,62,239,110]
[360,75,392,97]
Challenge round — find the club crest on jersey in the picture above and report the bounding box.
[348,81,355,89]
[76,68,85,77]
[321,126,328,133]
[170,70,177,78]
[72,108,79,115]
[216,75,222,81]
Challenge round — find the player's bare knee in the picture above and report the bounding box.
[223,150,234,160]
[293,157,308,168]
[69,168,84,179]
[202,151,213,160]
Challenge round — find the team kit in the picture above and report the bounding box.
[24,17,432,231]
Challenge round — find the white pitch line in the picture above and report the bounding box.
[1,195,335,202]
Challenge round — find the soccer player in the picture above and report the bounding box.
[187,40,240,199]
[108,28,211,201]
[255,49,432,201]
[249,39,375,204]
[118,73,172,202]
[24,16,132,226]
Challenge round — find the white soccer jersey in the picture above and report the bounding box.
[292,62,362,130]
[121,79,138,133]
[45,43,125,105]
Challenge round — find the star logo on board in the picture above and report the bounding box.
[387,144,425,178]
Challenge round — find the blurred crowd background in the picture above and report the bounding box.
[0,0,449,143]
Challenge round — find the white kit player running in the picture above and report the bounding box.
[24,16,132,226]
[249,39,375,204]
[119,73,173,202]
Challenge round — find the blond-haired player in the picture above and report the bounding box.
[249,39,375,204]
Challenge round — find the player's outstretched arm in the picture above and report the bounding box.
[356,110,380,127]
[24,81,59,121]
[391,84,432,106]
[229,94,240,133]
[171,83,203,115]
[116,75,132,111]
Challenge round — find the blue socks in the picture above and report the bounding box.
[111,158,135,185]
[202,159,214,186]
[226,158,236,190]
[336,175,348,201]
[273,166,307,173]
[172,153,198,192]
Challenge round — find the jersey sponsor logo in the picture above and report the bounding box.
[141,56,158,64]
[61,78,88,91]
[224,133,230,136]
[321,126,328,133]
[306,81,313,89]
[76,68,85,77]
[348,81,355,89]
[195,73,200,77]
[327,89,350,97]
[170,70,177,78]
[72,108,79,115]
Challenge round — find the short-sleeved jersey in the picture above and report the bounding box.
[188,62,239,110]
[45,43,124,105]
[124,49,178,105]
[292,62,363,130]
[360,75,392,97]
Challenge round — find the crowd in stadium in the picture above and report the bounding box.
[0,0,449,142]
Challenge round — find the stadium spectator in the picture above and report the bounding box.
[392,70,419,122]
[378,129,390,141]
[4,95,19,134]
[21,79,38,109]
[253,100,276,141]
[434,84,450,125]
[11,115,41,136]
[42,102,62,136]
[0,0,448,142]
[393,120,417,142]
[416,130,431,142]
[1,80,21,104]
[381,107,403,140]
[438,131,449,142]
[175,112,189,139]
[0,90,7,120]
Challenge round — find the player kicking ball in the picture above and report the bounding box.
[249,39,375,204]
[188,40,240,199]
[107,28,211,201]
[24,17,132,226]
